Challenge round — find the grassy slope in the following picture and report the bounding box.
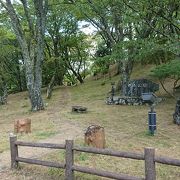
[0,64,180,179]
[69,65,180,179]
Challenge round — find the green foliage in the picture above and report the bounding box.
[151,58,180,97]
[132,39,176,65]
[0,0,179,93]
[151,58,180,80]
[112,40,137,60]
[92,55,112,75]
[64,73,78,85]
[0,27,26,93]
[45,3,91,84]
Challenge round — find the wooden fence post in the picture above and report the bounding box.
[145,147,156,180]
[10,135,18,168]
[65,140,74,180]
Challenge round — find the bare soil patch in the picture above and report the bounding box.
[0,87,86,179]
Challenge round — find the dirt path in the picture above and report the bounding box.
[0,124,82,170]
[0,87,85,178]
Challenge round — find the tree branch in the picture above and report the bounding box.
[2,0,26,47]
[20,0,34,35]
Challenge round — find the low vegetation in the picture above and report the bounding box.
[0,65,179,179]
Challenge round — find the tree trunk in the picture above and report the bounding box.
[121,61,130,96]
[46,75,55,99]
[121,23,134,96]
[23,49,44,111]
[29,86,44,111]
[70,67,84,84]
[1,0,48,111]
[77,74,84,84]
[160,80,175,98]
[0,79,8,105]
[55,64,65,86]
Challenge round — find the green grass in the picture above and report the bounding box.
[33,131,57,139]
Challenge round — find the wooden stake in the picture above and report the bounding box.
[65,140,74,180]
[10,135,18,168]
[145,147,156,180]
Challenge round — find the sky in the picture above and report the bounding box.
[79,21,97,35]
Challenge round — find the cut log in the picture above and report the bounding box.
[85,125,105,149]
[72,106,87,113]
[14,118,31,134]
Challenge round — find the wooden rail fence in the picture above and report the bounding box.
[10,135,180,180]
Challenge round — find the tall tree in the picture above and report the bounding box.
[45,3,90,85]
[62,32,90,84]
[72,0,179,95]
[72,0,131,95]
[0,0,48,111]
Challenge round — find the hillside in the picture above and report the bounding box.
[0,64,179,180]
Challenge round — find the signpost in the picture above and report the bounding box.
[141,93,157,135]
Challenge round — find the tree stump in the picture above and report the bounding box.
[85,125,105,148]
[14,118,31,134]
[72,106,87,113]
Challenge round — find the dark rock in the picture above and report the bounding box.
[72,106,87,113]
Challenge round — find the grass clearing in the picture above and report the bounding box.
[0,65,180,179]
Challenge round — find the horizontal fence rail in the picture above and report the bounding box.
[16,157,65,169]
[15,141,65,149]
[9,135,180,180]
[155,156,180,167]
[74,146,144,160]
[73,165,144,180]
